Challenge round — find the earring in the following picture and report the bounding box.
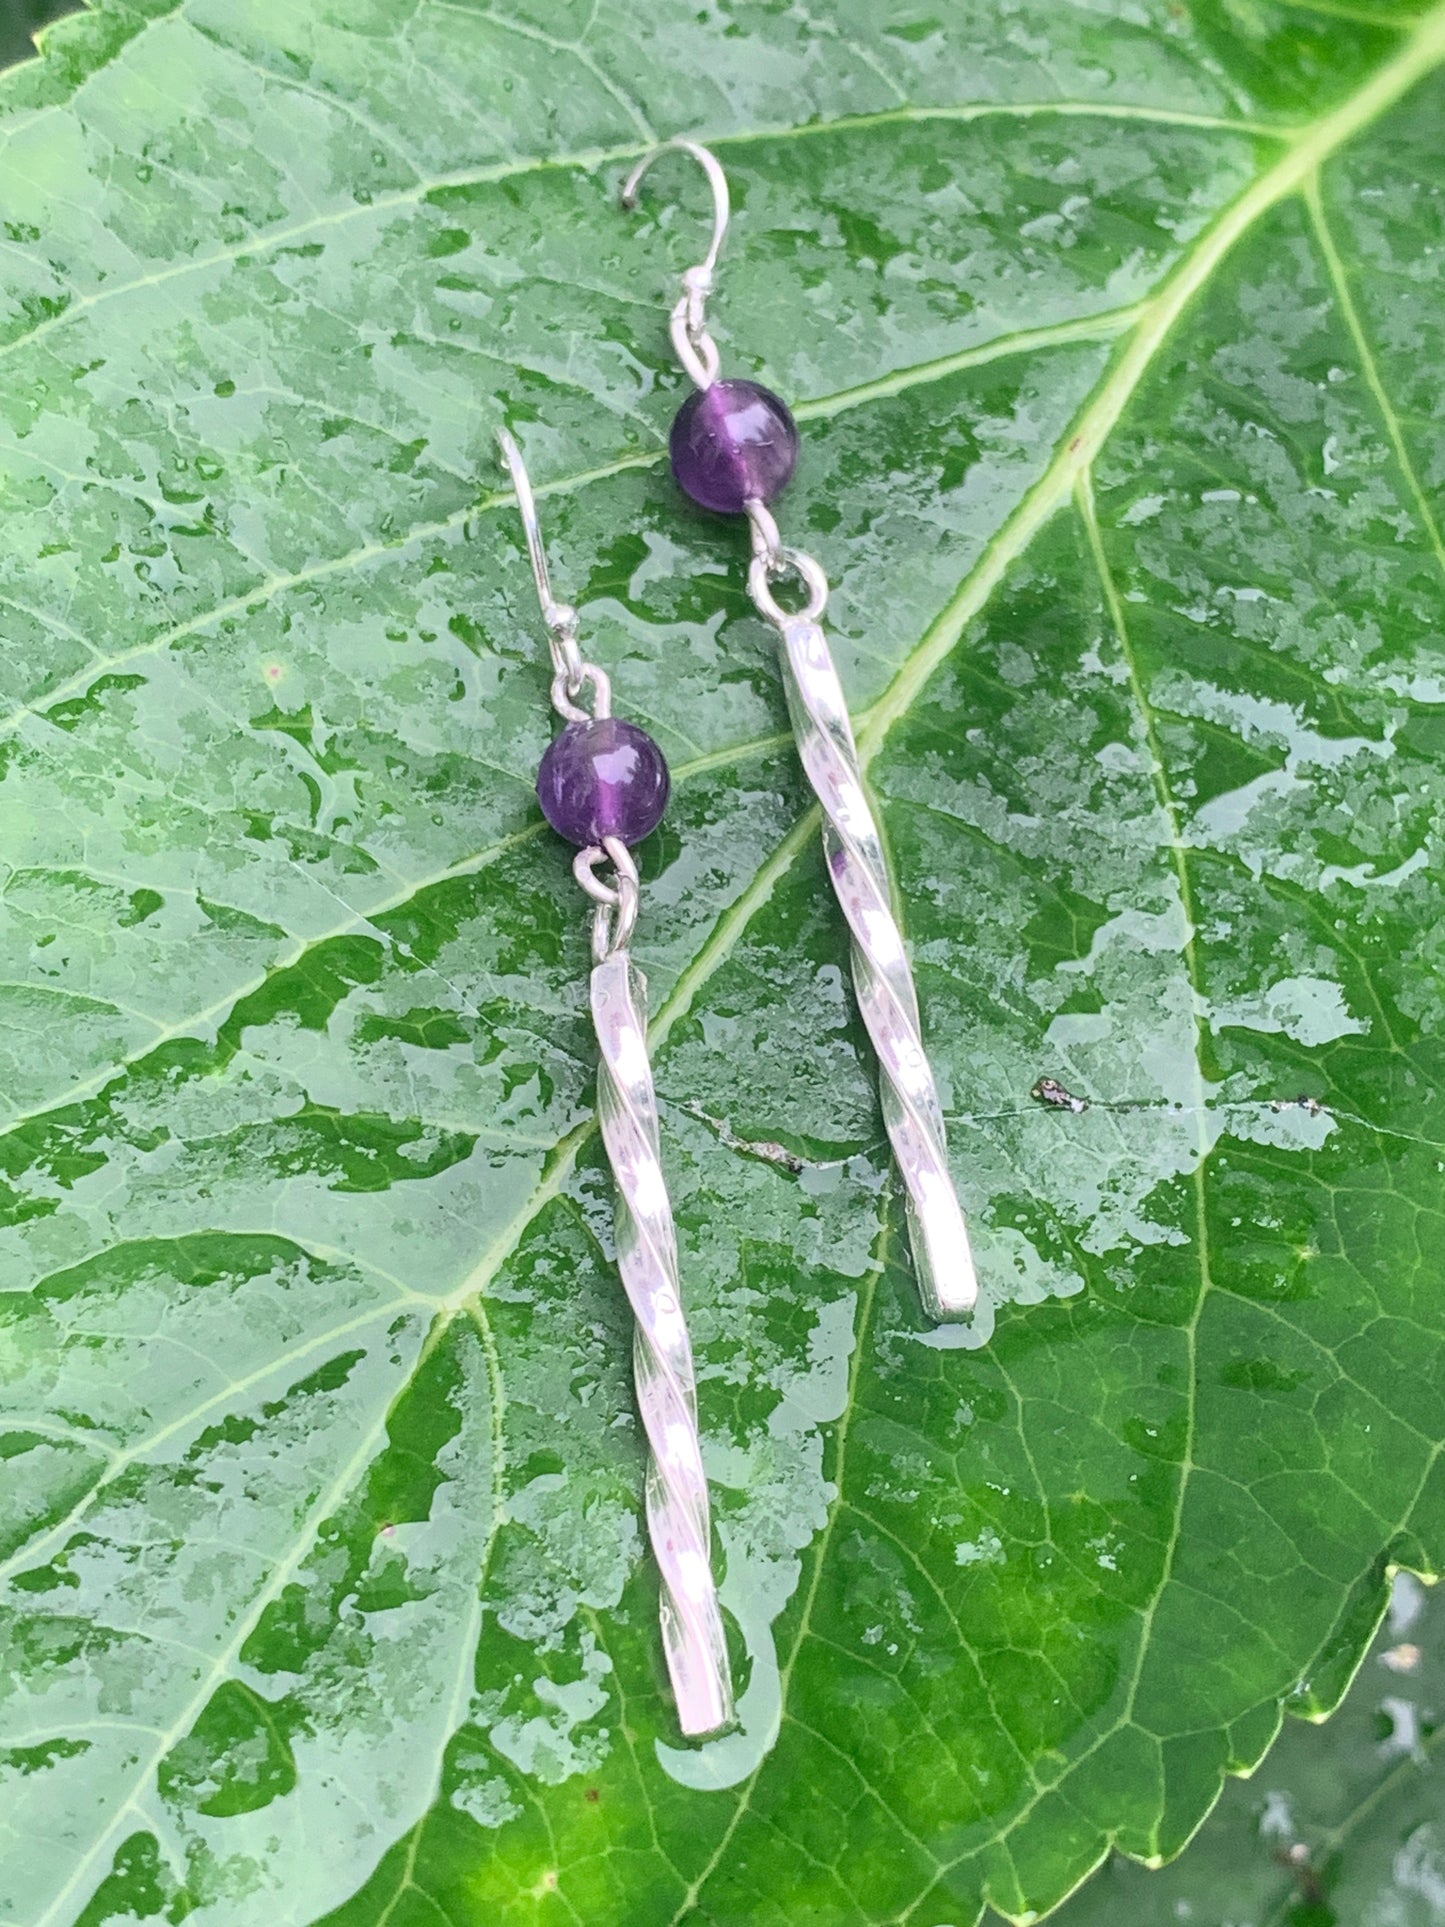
[623,142,977,1324]
[496,429,733,1739]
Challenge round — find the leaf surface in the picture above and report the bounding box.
[1052,1574,1445,1925]
[0,3,1442,1924]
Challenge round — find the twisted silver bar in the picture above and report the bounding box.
[776,613,978,1321]
[589,934,734,1734]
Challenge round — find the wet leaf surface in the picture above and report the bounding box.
[0,3,1441,1924]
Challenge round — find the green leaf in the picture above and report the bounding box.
[0,3,1441,1924]
[1051,1573,1445,1925]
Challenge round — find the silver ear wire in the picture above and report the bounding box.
[621,138,731,278]
[496,426,569,633]
[621,139,731,390]
[496,427,611,722]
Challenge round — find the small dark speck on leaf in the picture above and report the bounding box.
[585,1788,600,1804]
[1271,1093,1326,1117]
[1274,1841,1327,1908]
[682,1103,808,1174]
[1032,1077,1090,1114]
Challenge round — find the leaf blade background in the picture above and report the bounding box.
[0,3,1440,1923]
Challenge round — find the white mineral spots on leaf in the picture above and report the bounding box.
[1260,1788,1297,1842]
[488,1629,613,1786]
[1210,974,1369,1047]
[954,1529,1005,1567]
[493,1474,640,1647]
[448,1757,522,1830]
[1219,1099,1336,1155]
[1393,1828,1445,1912]
[1389,1571,1428,1637]
[1378,664,1445,704]
[138,1333,496,1925]
[1378,1692,1428,1765]
[0,1239,471,1926]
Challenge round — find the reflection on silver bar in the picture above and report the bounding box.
[590,951,734,1735]
[780,617,978,1321]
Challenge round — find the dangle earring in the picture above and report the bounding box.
[496,428,734,1737]
[623,142,977,1323]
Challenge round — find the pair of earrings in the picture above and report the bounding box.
[496,141,975,1739]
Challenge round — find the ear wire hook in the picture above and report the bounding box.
[496,427,610,721]
[621,138,731,280]
[621,139,731,391]
[496,426,568,634]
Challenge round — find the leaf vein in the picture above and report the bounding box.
[1306,170,1445,588]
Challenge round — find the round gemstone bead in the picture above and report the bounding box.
[536,717,670,848]
[669,378,799,514]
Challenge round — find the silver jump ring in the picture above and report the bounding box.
[547,604,585,686]
[670,300,720,390]
[574,837,640,961]
[745,498,784,568]
[747,547,830,627]
[552,661,612,724]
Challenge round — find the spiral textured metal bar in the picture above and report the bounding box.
[590,947,735,1735]
[778,615,978,1320]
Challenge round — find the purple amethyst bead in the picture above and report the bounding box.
[537,717,670,848]
[669,378,799,514]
